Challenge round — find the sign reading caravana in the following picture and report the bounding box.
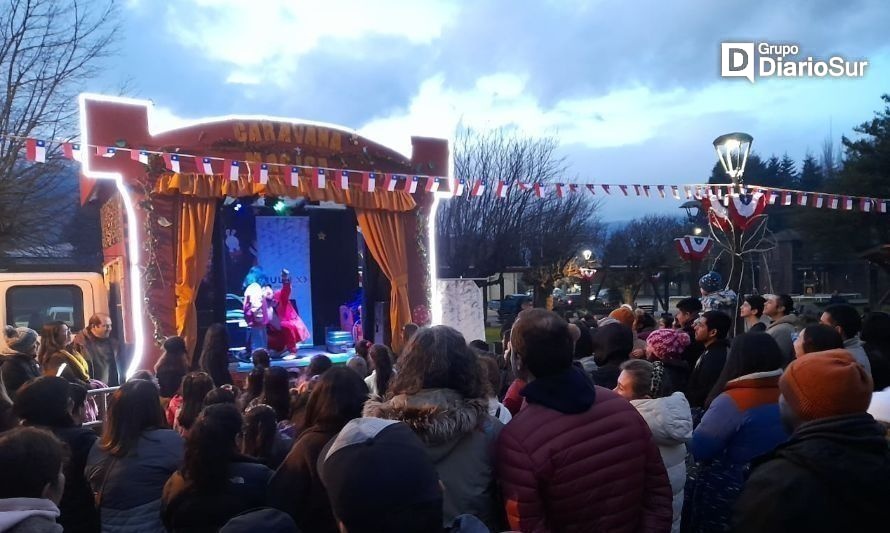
[232,121,347,169]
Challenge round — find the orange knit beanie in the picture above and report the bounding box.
[780,351,873,421]
[609,307,635,329]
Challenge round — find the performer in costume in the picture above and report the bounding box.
[243,266,271,352]
[267,269,311,356]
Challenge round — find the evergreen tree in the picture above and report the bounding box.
[798,153,823,192]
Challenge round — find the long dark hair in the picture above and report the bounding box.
[387,325,486,400]
[198,324,230,385]
[304,367,368,432]
[177,372,214,431]
[369,344,394,397]
[101,379,165,457]
[156,336,189,372]
[182,403,242,491]
[38,321,70,366]
[13,376,74,427]
[259,367,292,422]
[240,367,265,408]
[704,332,783,408]
[241,404,279,463]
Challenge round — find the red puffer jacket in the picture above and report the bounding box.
[496,368,673,533]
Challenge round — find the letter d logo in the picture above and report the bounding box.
[721,42,755,83]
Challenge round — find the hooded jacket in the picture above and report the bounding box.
[632,392,693,533]
[363,388,504,530]
[766,314,798,363]
[496,366,673,533]
[732,413,890,532]
[0,498,62,533]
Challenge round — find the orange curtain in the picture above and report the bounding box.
[355,209,413,352]
[175,197,217,359]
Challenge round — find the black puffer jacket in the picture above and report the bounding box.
[732,414,890,532]
[0,352,40,400]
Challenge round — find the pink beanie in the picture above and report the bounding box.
[645,329,691,361]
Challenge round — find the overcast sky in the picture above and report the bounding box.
[104,0,890,220]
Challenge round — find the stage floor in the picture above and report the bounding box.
[228,345,354,374]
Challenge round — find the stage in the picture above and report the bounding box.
[228,345,354,375]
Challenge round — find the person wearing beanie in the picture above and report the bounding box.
[699,271,737,315]
[732,352,890,532]
[644,328,692,394]
[610,307,648,358]
[0,325,41,400]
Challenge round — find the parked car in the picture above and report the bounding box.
[498,294,530,322]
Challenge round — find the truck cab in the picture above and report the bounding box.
[0,272,109,351]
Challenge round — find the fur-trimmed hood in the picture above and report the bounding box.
[363,388,490,450]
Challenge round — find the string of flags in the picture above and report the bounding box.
[17,137,890,213]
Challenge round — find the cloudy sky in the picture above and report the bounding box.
[103,0,890,220]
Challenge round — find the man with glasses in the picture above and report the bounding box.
[686,311,731,411]
[72,313,121,386]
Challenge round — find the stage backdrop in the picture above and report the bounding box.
[256,216,313,345]
[437,279,486,344]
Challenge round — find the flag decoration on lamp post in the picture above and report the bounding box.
[728,192,768,230]
[675,235,714,261]
[62,142,82,161]
[132,150,150,165]
[163,154,181,173]
[196,156,213,174]
[25,139,46,162]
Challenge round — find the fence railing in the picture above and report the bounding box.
[83,386,119,429]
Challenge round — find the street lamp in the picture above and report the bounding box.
[713,132,753,185]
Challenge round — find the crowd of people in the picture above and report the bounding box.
[1,276,890,532]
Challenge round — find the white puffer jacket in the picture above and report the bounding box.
[631,392,693,533]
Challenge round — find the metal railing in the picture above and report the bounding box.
[83,386,119,429]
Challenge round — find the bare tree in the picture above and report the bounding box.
[436,126,601,306]
[0,0,118,250]
[602,214,686,304]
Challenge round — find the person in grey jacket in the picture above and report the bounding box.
[821,304,872,375]
[764,294,798,364]
[85,380,184,533]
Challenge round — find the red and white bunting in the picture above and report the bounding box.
[671,186,680,200]
[132,150,150,165]
[619,185,628,196]
[163,154,181,173]
[844,196,854,210]
[568,184,579,194]
[363,172,376,192]
[383,173,397,192]
[684,186,693,200]
[289,167,300,187]
[426,177,440,193]
[797,192,808,207]
[633,185,641,196]
[602,185,611,195]
[99,146,117,158]
[471,180,485,197]
[195,156,213,174]
[643,185,651,197]
[555,184,564,198]
[657,185,666,198]
[62,142,82,162]
[454,178,466,196]
[25,139,46,162]
[828,196,840,209]
[408,175,420,194]
[495,180,509,198]
[226,160,240,181]
[314,168,327,189]
[534,183,545,198]
[586,184,597,195]
[861,198,872,212]
[339,170,350,189]
[257,163,270,184]
[880,201,888,214]
[781,191,792,206]
[814,195,825,209]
